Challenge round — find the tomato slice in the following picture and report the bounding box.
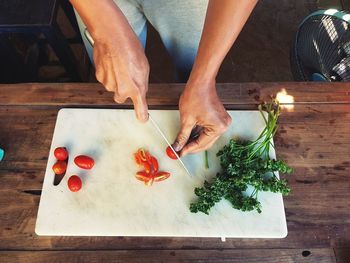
[135,148,157,173]
[135,171,154,186]
[150,156,158,173]
[166,146,178,160]
[154,171,170,182]
[143,162,152,174]
[135,171,151,182]
[137,149,148,162]
[134,153,142,165]
[145,176,154,186]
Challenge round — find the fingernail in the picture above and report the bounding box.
[142,112,149,122]
[172,142,180,152]
[138,112,148,123]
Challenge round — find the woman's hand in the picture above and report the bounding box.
[173,79,232,156]
[70,0,149,122]
[93,35,149,122]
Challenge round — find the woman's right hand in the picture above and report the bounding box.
[93,34,150,122]
[70,0,149,122]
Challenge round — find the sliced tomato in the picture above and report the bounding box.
[145,150,152,164]
[166,146,178,160]
[134,153,142,165]
[154,171,170,182]
[143,162,152,174]
[135,171,150,182]
[145,176,154,186]
[134,149,168,186]
[135,148,155,173]
[137,149,148,162]
[150,156,159,173]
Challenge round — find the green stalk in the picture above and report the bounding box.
[205,150,209,169]
[245,100,280,160]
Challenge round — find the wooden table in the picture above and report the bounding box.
[0,82,349,263]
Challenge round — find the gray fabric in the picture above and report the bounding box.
[75,0,209,80]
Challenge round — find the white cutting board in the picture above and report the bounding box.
[35,109,287,239]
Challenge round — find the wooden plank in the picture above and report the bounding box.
[1,104,349,186]
[0,189,348,250]
[0,248,336,263]
[0,82,349,107]
[0,104,349,249]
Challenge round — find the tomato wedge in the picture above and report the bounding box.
[135,148,155,172]
[154,171,170,182]
[150,156,158,173]
[145,176,154,186]
[135,171,150,182]
[135,171,154,186]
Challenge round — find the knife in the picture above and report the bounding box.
[148,114,192,177]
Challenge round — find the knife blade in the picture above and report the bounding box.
[148,114,192,177]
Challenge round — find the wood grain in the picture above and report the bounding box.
[0,82,349,107]
[0,249,336,263]
[0,104,349,250]
[0,83,349,262]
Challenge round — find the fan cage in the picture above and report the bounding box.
[291,9,350,81]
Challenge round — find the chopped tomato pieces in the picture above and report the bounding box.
[134,148,170,186]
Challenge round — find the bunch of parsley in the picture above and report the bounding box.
[190,100,292,215]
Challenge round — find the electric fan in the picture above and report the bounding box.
[291,9,350,81]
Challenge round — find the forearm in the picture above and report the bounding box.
[69,0,134,42]
[189,0,258,85]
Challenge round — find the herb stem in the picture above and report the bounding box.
[205,150,209,169]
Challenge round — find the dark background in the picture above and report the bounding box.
[0,0,348,83]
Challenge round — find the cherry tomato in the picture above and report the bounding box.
[54,147,68,161]
[52,161,67,175]
[68,175,82,192]
[74,155,94,169]
[166,146,178,160]
[154,171,170,182]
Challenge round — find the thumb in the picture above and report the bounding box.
[173,121,194,152]
[132,93,149,123]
